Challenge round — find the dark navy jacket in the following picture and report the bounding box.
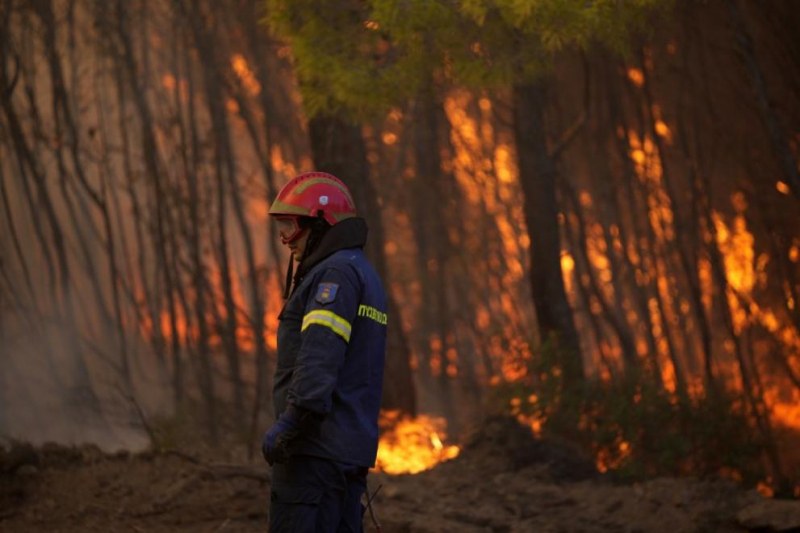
[273,218,387,468]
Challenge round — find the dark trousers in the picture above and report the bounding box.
[269,455,367,532]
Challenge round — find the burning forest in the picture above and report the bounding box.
[1,0,800,531]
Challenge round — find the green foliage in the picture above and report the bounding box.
[264,0,672,119]
[491,344,767,486]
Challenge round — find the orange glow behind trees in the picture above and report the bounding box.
[0,0,798,491]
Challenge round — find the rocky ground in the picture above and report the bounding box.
[2,416,799,532]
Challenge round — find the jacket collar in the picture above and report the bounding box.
[296,217,368,280]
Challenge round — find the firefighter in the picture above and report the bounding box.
[262,171,388,532]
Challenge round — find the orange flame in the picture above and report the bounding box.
[596,438,632,473]
[374,410,460,475]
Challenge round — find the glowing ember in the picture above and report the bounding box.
[595,438,633,473]
[627,67,645,87]
[756,481,775,498]
[374,410,460,475]
[230,54,262,95]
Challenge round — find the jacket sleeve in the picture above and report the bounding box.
[286,265,361,414]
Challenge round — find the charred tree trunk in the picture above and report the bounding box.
[603,93,661,382]
[512,80,584,390]
[308,112,417,415]
[2,1,104,423]
[673,69,716,391]
[163,20,188,406]
[561,179,637,374]
[180,16,218,443]
[703,181,789,493]
[610,64,672,390]
[108,0,180,376]
[185,0,250,435]
[637,54,691,400]
[409,81,466,429]
[727,0,800,202]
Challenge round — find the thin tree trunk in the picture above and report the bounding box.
[673,113,716,388]
[209,13,281,444]
[599,62,662,378]
[512,80,584,389]
[179,15,218,443]
[411,79,465,427]
[638,51,699,400]
[0,158,37,312]
[703,186,788,493]
[89,94,134,391]
[727,0,800,201]
[308,112,417,415]
[107,0,180,374]
[560,196,617,380]
[1,62,103,404]
[233,1,289,450]
[561,179,637,374]
[185,0,252,432]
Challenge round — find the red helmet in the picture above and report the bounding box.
[269,171,357,226]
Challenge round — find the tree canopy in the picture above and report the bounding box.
[266,0,669,118]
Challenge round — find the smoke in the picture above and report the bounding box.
[0,288,163,453]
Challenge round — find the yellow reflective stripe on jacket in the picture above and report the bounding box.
[301,310,352,342]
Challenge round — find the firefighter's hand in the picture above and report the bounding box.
[261,406,302,465]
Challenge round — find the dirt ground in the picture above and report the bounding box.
[2,416,799,533]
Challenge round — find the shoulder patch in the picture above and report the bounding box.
[315,282,339,304]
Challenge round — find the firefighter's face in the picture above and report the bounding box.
[275,216,309,257]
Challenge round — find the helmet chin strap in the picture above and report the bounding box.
[283,254,294,300]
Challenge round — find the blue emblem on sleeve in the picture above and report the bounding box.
[315,282,339,304]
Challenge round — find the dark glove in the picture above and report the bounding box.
[262,405,303,465]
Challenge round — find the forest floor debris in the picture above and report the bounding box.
[1,416,798,532]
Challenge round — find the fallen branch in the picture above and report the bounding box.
[163,449,202,464]
[159,450,270,482]
[199,463,270,483]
